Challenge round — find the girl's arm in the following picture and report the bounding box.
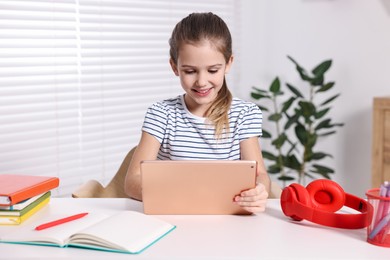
[240,136,271,192]
[124,131,161,201]
[235,136,271,213]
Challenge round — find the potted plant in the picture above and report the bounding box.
[251,56,344,186]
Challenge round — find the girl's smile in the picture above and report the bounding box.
[192,87,212,97]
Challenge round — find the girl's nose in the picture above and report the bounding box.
[196,73,207,87]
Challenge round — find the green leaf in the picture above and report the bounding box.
[295,124,308,145]
[268,164,282,174]
[287,55,299,67]
[318,130,336,136]
[281,97,295,113]
[316,82,335,93]
[286,83,304,98]
[284,112,299,130]
[251,87,268,93]
[322,173,332,179]
[287,56,311,81]
[315,120,343,131]
[310,75,324,86]
[299,101,316,113]
[320,94,340,106]
[312,164,334,174]
[299,101,316,123]
[284,155,301,170]
[309,170,332,179]
[261,129,272,138]
[268,113,282,122]
[278,175,295,181]
[271,133,287,149]
[312,60,332,77]
[256,105,269,112]
[251,92,270,100]
[311,152,333,160]
[262,151,277,161]
[315,119,332,130]
[269,77,281,94]
[261,150,278,161]
[315,108,330,119]
[306,151,330,161]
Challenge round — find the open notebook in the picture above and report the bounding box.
[0,211,175,254]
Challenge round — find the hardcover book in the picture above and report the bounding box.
[0,174,59,206]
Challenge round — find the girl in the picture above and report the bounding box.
[125,12,270,213]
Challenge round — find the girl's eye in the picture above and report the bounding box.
[184,70,196,74]
[209,70,218,74]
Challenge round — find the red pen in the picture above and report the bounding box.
[35,212,89,231]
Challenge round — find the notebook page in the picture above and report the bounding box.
[69,211,175,253]
[0,212,107,247]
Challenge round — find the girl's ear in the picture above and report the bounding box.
[225,55,234,74]
[169,58,179,76]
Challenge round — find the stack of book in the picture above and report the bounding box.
[0,174,60,225]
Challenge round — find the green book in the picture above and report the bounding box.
[0,191,51,217]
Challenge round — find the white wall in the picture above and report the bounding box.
[234,0,390,196]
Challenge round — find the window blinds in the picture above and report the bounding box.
[0,0,239,197]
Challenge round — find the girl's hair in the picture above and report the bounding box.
[169,12,233,139]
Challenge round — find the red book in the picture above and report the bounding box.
[0,174,59,206]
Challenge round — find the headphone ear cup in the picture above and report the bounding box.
[281,184,311,221]
[306,179,345,212]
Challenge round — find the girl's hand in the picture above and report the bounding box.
[233,183,268,213]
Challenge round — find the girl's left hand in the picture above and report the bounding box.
[233,183,268,213]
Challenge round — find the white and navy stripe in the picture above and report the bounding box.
[142,94,262,160]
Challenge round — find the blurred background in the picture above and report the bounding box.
[0,0,389,197]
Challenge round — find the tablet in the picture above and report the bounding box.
[141,160,257,215]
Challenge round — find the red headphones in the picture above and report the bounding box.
[280,179,373,229]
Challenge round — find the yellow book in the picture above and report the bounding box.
[0,196,50,225]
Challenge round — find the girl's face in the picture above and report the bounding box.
[170,40,233,117]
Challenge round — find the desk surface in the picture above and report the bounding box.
[0,198,388,260]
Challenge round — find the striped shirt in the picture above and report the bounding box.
[142,94,262,160]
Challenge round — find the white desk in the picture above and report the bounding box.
[0,198,388,259]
